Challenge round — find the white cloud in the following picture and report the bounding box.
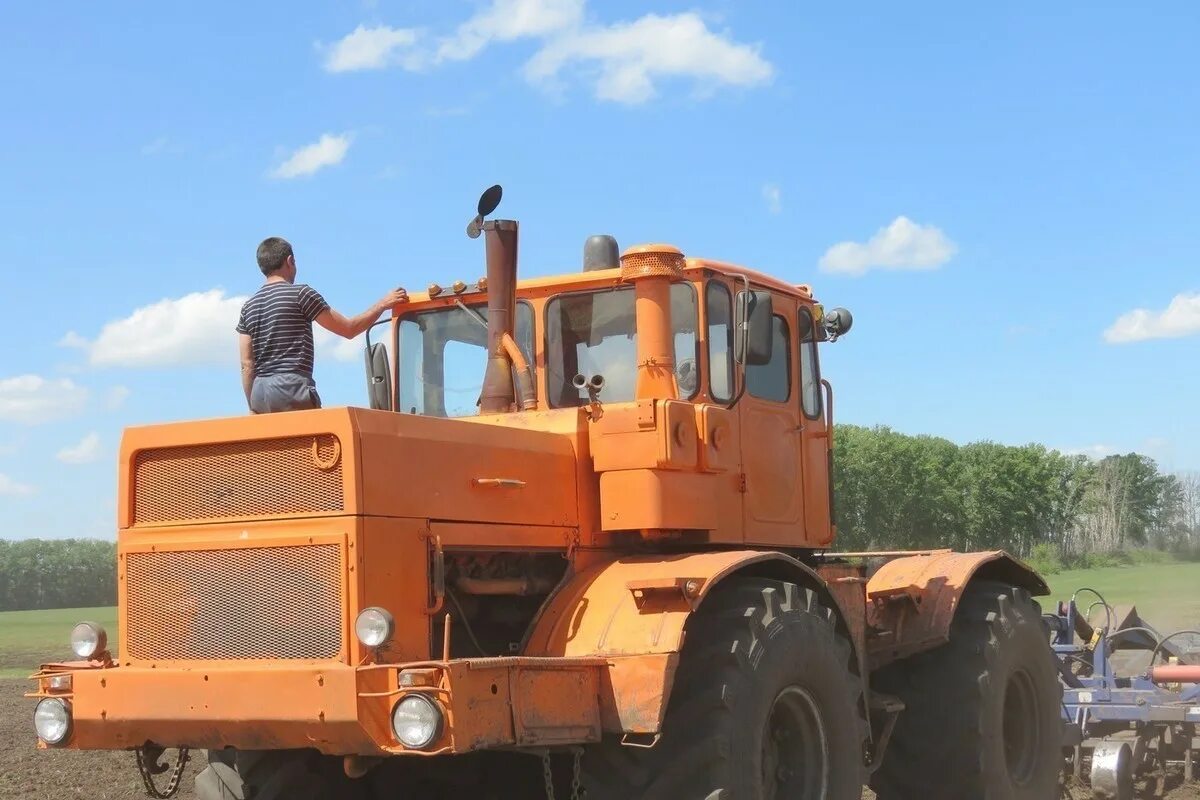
[66,289,247,368]
[270,133,352,180]
[437,0,584,62]
[819,216,957,277]
[57,433,101,465]
[1103,291,1200,344]
[0,473,34,496]
[762,183,782,214]
[0,375,89,425]
[105,385,131,410]
[524,12,773,104]
[321,24,423,73]
[328,3,772,105]
[314,329,366,363]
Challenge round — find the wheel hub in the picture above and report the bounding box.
[762,686,829,800]
[1002,668,1040,785]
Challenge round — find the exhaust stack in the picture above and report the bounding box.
[480,219,520,413]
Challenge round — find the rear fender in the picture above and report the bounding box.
[865,550,1048,670]
[524,551,857,734]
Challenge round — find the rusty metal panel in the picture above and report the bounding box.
[864,550,1046,669]
[125,543,345,661]
[132,435,343,525]
[600,653,678,733]
[512,666,601,745]
[53,664,376,753]
[816,563,868,683]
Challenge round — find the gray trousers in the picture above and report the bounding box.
[250,373,322,414]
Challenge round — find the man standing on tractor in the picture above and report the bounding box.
[237,236,407,413]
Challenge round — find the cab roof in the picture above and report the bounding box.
[400,255,816,313]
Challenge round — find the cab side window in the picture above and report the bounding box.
[798,308,822,418]
[745,314,791,403]
[706,283,734,402]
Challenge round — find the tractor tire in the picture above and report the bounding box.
[869,580,1062,800]
[194,748,366,800]
[580,577,865,800]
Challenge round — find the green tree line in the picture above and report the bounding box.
[0,538,116,612]
[1,426,1195,610]
[833,425,1198,562]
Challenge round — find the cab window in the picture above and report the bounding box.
[798,308,822,418]
[745,314,791,402]
[706,282,734,402]
[397,302,533,417]
[546,285,698,407]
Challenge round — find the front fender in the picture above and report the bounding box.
[524,550,838,734]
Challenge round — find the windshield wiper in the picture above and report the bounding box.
[454,299,488,329]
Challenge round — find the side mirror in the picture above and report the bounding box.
[735,291,774,366]
[365,342,392,411]
[467,184,503,239]
[823,307,853,341]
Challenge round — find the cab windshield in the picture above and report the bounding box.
[545,285,698,407]
[396,303,533,417]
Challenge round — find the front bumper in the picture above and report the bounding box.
[29,656,605,756]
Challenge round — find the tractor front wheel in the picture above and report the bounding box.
[581,577,865,800]
[869,580,1063,800]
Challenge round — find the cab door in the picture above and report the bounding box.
[739,297,804,545]
[797,306,833,546]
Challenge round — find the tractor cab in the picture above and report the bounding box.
[360,186,854,550]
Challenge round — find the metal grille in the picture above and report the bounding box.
[133,435,344,525]
[125,544,345,661]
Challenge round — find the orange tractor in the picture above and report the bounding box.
[31,187,1063,799]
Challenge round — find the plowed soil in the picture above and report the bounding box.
[3,680,1196,799]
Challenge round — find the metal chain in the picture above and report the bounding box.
[135,746,190,799]
[541,751,556,800]
[571,747,583,800]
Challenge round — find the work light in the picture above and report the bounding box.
[34,698,71,745]
[355,607,394,648]
[70,622,108,659]
[391,694,443,749]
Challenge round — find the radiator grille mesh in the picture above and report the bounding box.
[132,435,343,525]
[124,544,345,661]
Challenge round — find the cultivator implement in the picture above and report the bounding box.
[1048,590,1200,798]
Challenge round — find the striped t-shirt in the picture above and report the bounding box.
[235,282,330,378]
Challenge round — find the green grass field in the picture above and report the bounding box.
[1044,561,1200,633]
[0,606,117,677]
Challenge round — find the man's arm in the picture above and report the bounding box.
[315,288,408,340]
[239,334,255,410]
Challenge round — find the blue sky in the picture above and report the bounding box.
[1,1,1197,539]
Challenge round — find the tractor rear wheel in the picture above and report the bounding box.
[580,577,865,800]
[869,580,1062,800]
[194,748,366,800]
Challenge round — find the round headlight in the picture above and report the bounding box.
[355,607,394,648]
[34,698,71,745]
[391,694,443,749]
[70,622,107,660]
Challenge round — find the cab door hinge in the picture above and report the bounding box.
[737,474,748,493]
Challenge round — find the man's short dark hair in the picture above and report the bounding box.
[256,237,293,275]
